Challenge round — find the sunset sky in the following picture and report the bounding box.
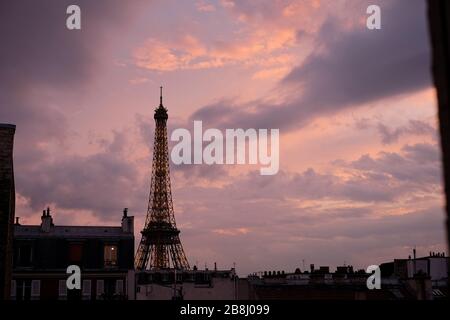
[0,0,447,275]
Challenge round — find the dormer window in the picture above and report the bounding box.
[104,245,118,267]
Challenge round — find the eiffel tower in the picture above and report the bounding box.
[135,87,190,270]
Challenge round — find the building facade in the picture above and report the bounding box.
[12,208,135,300]
[136,267,238,300]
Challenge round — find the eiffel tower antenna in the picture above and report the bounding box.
[135,87,190,270]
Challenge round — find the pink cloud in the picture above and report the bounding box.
[196,0,216,12]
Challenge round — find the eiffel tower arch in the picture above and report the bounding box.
[135,87,190,270]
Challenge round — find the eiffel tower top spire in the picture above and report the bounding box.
[155,86,168,120]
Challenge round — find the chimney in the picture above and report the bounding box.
[40,207,53,233]
[214,262,217,271]
[310,264,315,273]
[15,217,20,225]
[121,208,134,233]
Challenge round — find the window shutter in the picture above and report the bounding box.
[96,280,104,298]
[59,280,67,300]
[11,280,16,299]
[31,280,40,300]
[82,280,91,299]
[115,279,124,295]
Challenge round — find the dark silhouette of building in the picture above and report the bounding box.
[241,263,435,300]
[380,252,448,299]
[428,0,450,266]
[135,88,189,270]
[0,123,16,300]
[12,208,134,300]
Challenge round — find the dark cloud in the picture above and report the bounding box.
[0,0,146,153]
[377,120,436,144]
[0,0,148,219]
[284,0,430,107]
[190,0,432,132]
[0,0,141,135]
[0,0,143,87]
[350,143,441,185]
[0,0,146,137]
[16,130,147,220]
[402,142,441,164]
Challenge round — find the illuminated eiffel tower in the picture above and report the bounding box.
[135,87,190,270]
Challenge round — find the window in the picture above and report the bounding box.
[115,279,124,295]
[96,280,104,299]
[104,245,118,267]
[68,243,83,263]
[16,280,31,301]
[82,280,91,300]
[11,280,16,300]
[58,280,67,300]
[31,280,40,300]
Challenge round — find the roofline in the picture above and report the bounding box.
[393,256,448,262]
[0,123,16,129]
[15,224,123,229]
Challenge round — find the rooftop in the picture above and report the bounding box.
[14,224,132,239]
[14,207,134,239]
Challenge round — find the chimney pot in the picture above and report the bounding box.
[41,208,53,232]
